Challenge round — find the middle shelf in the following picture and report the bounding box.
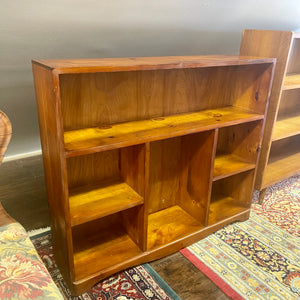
[64,106,263,157]
[69,179,144,227]
[272,115,300,141]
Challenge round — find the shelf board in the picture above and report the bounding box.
[283,73,300,90]
[64,106,263,157]
[272,115,300,141]
[208,196,247,225]
[69,180,143,226]
[73,222,142,281]
[147,205,204,250]
[32,56,275,74]
[262,151,300,188]
[213,153,256,181]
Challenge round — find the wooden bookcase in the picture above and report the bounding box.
[240,30,300,203]
[32,56,274,295]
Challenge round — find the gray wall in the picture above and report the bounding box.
[1,0,300,158]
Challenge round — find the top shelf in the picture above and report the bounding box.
[283,73,300,90]
[64,106,263,157]
[32,56,275,74]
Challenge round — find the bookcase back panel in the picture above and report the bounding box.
[148,137,181,213]
[67,150,120,188]
[59,65,270,131]
[216,121,263,164]
[287,38,300,74]
[232,64,273,115]
[277,89,300,119]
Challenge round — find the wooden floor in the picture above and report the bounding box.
[0,155,228,300]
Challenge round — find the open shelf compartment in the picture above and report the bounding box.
[69,179,143,226]
[146,131,216,250]
[59,64,272,158]
[64,106,263,157]
[209,171,254,225]
[263,135,300,188]
[213,121,262,181]
[67,144,146,233]
[72,212,143,281]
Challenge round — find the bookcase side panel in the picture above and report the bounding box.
[32,64,74,287]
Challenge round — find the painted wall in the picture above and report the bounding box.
[1,0,300,158]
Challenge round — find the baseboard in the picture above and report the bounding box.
[3,150,42,162]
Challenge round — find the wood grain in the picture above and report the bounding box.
[33,56,274,74]
[32,64,74,290]
[240,29,293,191]
[263,136,300,187]
[69,180,143,226]
[209,171,255,224]
[64,106,263,157]
[277,89,300,118]
[120,144,147,251]
[213,154,255,181]
[178,130,216,225]
[283,73,300,89]
[147,205,203,250]
[72,214,142,281]
[148,137,181,214]
[32,55,273,295]
[272,115,300,141]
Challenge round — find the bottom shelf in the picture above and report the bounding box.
[72,215,142,281]
[208,195,248,225]
[147,205,204,250]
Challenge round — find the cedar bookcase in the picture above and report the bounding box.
[32,56,274,295]
[240,30,300,203]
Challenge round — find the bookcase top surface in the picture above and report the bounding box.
[32,55,275,74]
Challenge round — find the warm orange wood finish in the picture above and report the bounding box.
[32,56,274,295]
[240,30,300,202]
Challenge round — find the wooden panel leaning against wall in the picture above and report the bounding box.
[240,29,300,204]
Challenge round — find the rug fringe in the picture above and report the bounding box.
[28,227,50,237]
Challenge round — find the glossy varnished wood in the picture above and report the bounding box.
[263,136,300,188]
[33,55,274,74]
[64,106,263,157]
[69,180,143,226]
[32,55,274,295]
[32,64,74,291]
[240,30,300,201]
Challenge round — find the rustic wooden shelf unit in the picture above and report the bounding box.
[240,30,300,203]
[32,55,274,295]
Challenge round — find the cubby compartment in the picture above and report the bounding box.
[263,135,300,187]
[209,171,255,225]
[59,63,271,157]
[213,121,262,181]
[72,210,143,281]
[147,131,216,250]
[273,89,300,141]
[66,144,145,228]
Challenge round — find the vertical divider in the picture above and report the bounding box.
[178,129,218,226]
[120,143,148,251]
[205,128,219,226]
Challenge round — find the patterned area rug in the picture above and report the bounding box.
[30,231,180,300]
[181,175,300,300]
